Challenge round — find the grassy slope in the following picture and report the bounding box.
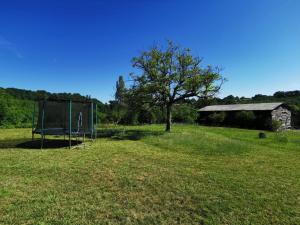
[0,125,299,225]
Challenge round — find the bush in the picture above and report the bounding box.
[121,111,139,125]
[272,120,282,131]
[207,112,225,126]
[274,133,289,143]
[172,104,198,124]
[0,101,7,125]
[138,109,156,124]
[258,132,267,139]
[235,111,256,128]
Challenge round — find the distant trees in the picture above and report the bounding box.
[0,89,34,127]
[274,91,300,98]
[172,104,198,123]
[235,111,256,128]
[222,95,238,104]
[0,100,7,122]
[200,111,264,129]
[107,75,128,124]
[129,41,225,131]
[0,78,300,129]
[115,76,126,104]
[207,112,226,126]
[0,87,105,128]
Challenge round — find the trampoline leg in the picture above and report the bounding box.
[41,134,44,149]
[83,133,85,149]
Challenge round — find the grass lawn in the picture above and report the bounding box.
[0,124,300,224]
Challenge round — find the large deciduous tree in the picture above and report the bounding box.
[130,41,225,132]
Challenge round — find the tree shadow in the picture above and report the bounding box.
[96,128,164,141]
[0,139,82,149]
[0,128,163,149]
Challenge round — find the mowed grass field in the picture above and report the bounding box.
[0,125,300,225]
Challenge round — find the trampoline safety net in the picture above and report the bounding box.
[34,101,96,135]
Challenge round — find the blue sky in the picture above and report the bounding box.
[0,0,299,102]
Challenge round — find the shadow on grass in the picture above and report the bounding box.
[0,129,163,149]
[96,128,164,141]
[0,139,82,149]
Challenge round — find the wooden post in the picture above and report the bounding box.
[69,100,72,149]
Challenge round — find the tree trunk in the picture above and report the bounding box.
[165,104,172,132]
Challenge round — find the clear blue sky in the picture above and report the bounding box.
[1,0,299,102]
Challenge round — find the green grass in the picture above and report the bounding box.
[0,125,300,224]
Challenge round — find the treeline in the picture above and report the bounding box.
[100,77,300,128]
[0,87,105,128]
[0,89,34,128]
[2,87,99,102]
[202,91,300,128]
[0,86,300,128]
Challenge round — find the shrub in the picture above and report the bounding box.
[138,109,156,124]
[271,120,282,131]
[258,132,267,139]
[172,104,198,124]
[207,112,226,125]
[275,133,289,144]
[235,111,256,128]
[121,111,139,125]
[0,101,7,125]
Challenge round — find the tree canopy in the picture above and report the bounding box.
[129,41,225,131]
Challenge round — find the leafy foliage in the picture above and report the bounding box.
[129,40,224,131]
[115,75,126,104]
[0,88,105,128]
[269,119,283,132]
[207,112,226,125]
[172,104,198,123]
[235,111,256,128]
[198,90,300,128]
[1,85,300,129]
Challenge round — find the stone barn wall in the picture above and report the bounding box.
[271,106,292,130]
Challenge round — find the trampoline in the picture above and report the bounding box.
[32,100,98,149]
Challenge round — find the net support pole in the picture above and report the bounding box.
[91,102,94,139]
[69,100,72,149]
[41,102,45,149]
[32,102,36,141]
[95,103,97,139]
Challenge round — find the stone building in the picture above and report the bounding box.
[271,105,292,130]
[199,102,292,130]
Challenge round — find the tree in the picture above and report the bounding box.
[172,103,198,123]
[235,111,256,128]
[129,41,225,132]
[0,100,7,125]
[115,75,126,104]
[110,76,127,124]
[223,95,238,104]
